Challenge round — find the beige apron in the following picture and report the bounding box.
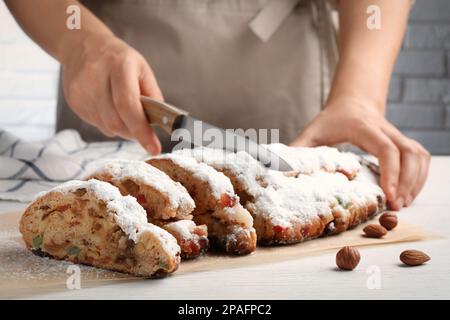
[56,0,337,150]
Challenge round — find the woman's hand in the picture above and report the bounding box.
[61,34,163,155]
[290,96,430,210]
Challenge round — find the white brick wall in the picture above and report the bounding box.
[387,0,450,154]
[0,1,58,141]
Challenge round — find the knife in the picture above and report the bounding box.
[140,95,293,171]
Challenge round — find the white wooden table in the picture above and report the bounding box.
[2,157,449,300]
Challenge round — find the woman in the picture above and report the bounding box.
[5,0,430,210]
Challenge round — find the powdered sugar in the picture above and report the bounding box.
[44,179,147,242]
[164,220,197,240]
[38,179,180,256]
[251,170,383,227]
[174,146,383,229]
[137,223,181,257]
[152,153,235,199]
[0,237,127,281]
[264,143,361,177]
[174,147,267,198]
[88,159,195,212]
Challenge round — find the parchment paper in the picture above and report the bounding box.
[0,211,440,299]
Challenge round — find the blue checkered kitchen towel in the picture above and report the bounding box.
[0,129,149,202]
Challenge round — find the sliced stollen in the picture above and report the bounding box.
[162,220,209,259]
[175,146,386,245]
[87,159,195,222]
[174,147,271,202]
[148,154,257,255]
[86,159,208,259]
[247,171,386,244]
[19,179,181,277]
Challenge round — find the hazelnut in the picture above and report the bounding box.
[336,246,361,271]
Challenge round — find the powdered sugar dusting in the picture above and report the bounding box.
[251,170,383,227]
[0,235,131,285]
[138,223,181,257]
[152,153,235,199]
[174,147,267,198]
[175,146,383,229]
[37,179,180,255]
[44,179,147,242]
[88,159,195,212]
[164,220,197,240]
[264,143,361,176]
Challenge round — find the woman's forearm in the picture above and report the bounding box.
[6,0,164,154]
[329,0,411,112]
[5,0,114,63]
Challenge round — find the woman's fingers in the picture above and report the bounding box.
[139,61,164,101]
[110,59,161,155]
[97,80,133,139]
[290,127,318,147]
[396,143,421,207]
[411,145,431,200]
[348,121,401,208]
[382,122,430,207]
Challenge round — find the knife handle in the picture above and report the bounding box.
[140,95,188,135]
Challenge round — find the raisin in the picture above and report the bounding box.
[198,237,209,250]
[32,248,50,258]
[55,204,70,212]
[73,188,87,197]
[136,194,147,205]
[123,179,139,194]
[92,222,102,231]
[189,185,198,198]
[69,220,80,227]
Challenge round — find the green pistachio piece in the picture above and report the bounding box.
[66,245,81,256]
[32,235,43,250]
[336,196,351,209]
[158,261,168,270]
[335,196,344,206]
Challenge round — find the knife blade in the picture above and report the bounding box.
[140,95,293,171]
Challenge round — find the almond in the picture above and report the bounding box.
[400,250,430,266]
[363,224,387,238]
[379,211,398,230]
[336,246,361,271]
